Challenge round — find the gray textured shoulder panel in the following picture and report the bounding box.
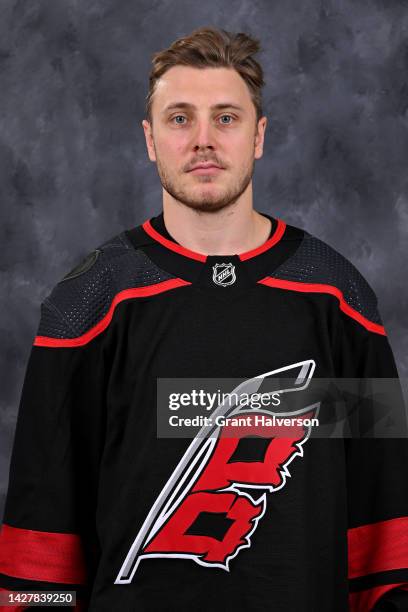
[37,232,176,340]
[270,231,382,326]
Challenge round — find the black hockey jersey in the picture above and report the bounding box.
[1,211,407,611]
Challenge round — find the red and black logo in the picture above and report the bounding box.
[115,359,319,584]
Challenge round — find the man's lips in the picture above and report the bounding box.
[187,163,224,174]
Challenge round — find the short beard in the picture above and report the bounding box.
[156,156,255,214]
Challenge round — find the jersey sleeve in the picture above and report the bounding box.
[0,289,107,610]
[334,289,408,611]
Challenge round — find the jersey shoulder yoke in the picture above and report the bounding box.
[36,231,176,343]
[268,228,382,328]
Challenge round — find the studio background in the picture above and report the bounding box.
[1,0,407,519]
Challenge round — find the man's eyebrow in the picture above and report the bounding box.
[162,102,245,113]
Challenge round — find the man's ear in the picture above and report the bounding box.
[254,116,267,160]
[142,119,157,162]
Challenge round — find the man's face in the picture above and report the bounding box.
[142,66,267,213]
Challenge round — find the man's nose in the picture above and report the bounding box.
[192,120,216,149]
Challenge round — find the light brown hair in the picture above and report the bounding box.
[145,26,265,126]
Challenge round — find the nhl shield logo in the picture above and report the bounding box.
[212,262,236,286]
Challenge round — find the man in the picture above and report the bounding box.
[0,26,407,612]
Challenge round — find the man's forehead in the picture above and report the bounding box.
[154,66,252,110]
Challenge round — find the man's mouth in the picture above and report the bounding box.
[187,162,224,174]
[188,166,223,175]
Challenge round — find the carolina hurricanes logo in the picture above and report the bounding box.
[115,360,319,584]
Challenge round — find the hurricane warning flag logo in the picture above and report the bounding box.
[115,359,319,584]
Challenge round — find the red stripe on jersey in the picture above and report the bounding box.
[142,219,207,262]
[239,219,286,261]
[0,523,87,584]
[33,278,191,347]
[349,582,408,612]
[348,516,408,578]
[258,277,386,335]
[142,217,287,262]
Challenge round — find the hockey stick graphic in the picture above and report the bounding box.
[115,359,316,584]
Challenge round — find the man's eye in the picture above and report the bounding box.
[219,114,234,124]
[172,115,187,124]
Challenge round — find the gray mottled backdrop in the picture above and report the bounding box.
[1,1,407,519]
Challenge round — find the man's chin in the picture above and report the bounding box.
[179,198,235,214]
[161,179,242,213]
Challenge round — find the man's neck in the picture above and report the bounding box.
[162,203,272,256]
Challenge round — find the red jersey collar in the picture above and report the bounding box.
[142,214,287,263]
